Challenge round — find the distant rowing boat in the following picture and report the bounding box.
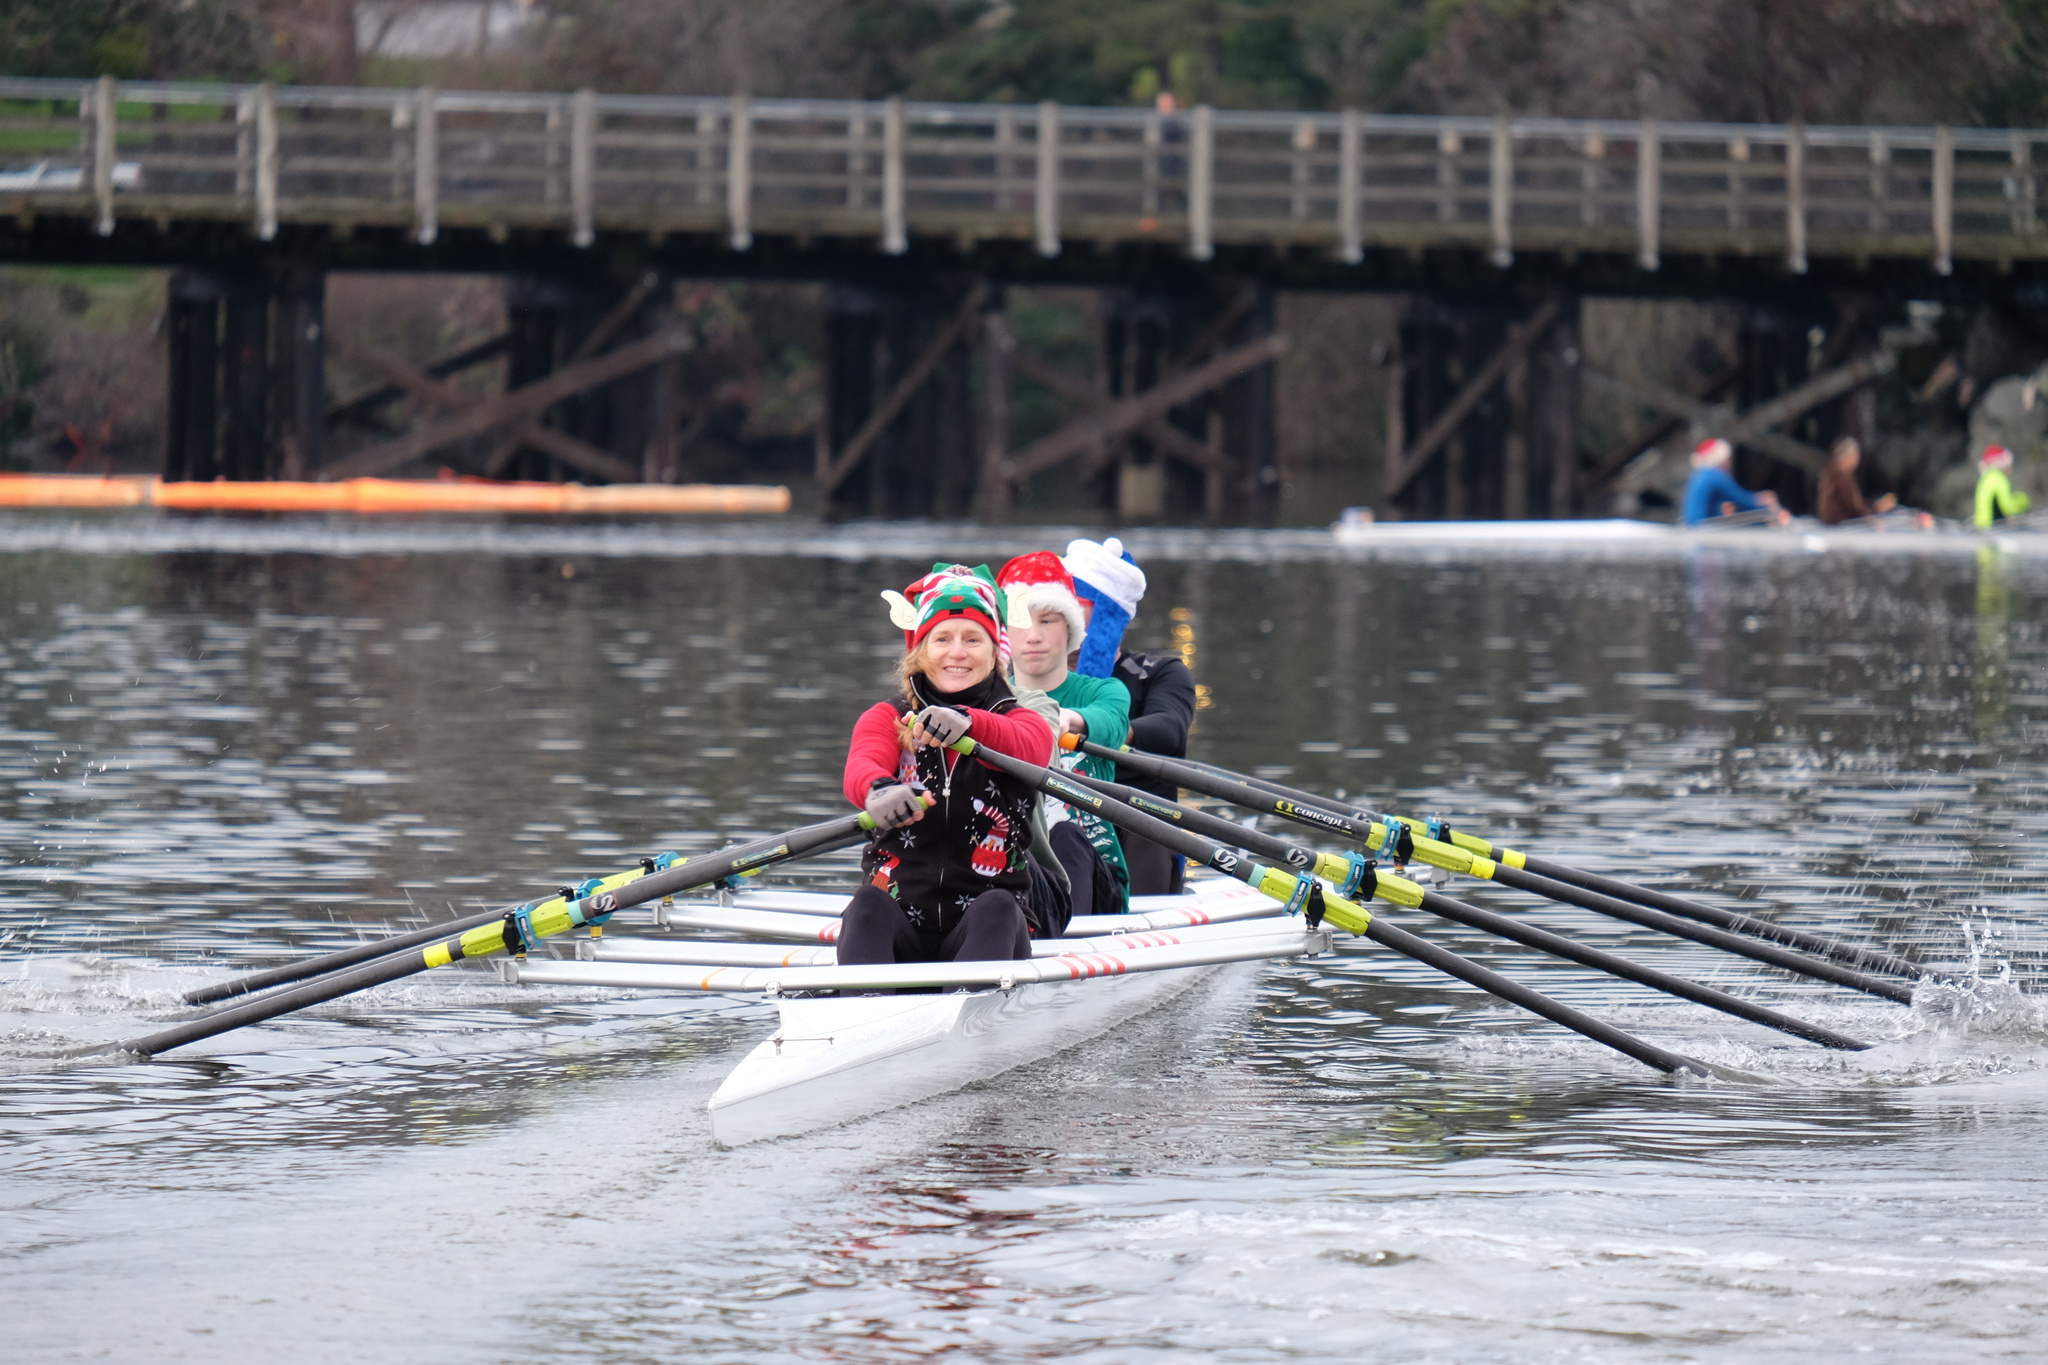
[1331,514,2048,554]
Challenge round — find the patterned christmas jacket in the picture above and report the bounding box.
[842,695,1054,932]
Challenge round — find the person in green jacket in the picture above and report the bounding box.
[1976,445,2033,529]
[998,551,1131,917]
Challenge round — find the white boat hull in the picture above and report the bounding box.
[706,964,1217,1146]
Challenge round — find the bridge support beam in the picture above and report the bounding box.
[819,282,979,519]
[163,266,325,482]
[1100,283,1277,520]
[1388,293,1580,520]
[499,275,668,483]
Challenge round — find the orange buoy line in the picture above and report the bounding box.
[0,474,791,516]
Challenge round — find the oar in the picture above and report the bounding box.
[1180,751,1930,983]
[183,855,679,1006]
[1048,764,1868,1050]
[1075,739,1916,1004]
[953,738,1711,1078]
[104,811,887,1059]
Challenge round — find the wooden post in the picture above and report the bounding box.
[2015,133,2036,237]
[1545,305,1580,518]
[1339,109,1363,264]
[1035,102,1061,257]
[276,268,325,480]
[414,87,438,246]
[571,89,595,247]
[1291,117,1314,220]
[882,96,906,255]
[544,100,563,205]
[1142,109,1161,220]
[819,283,989,494]
[1382,297,1563,500]
[696,107,718,206]
[235,89,254,199]
[255,82,278,242]
[389,97,410,206]
[165,272,221,482]
[1437,129,1459,221]
[1637,118,1659,270]
[1786,123,1807,274]
[994,109,1016,214]
[1582,131,1604,227]
[1933,125,1953,276]
[92,75,116,237]
[1729,137,1748,234]
[1490,114,1513,267]
[1189,105,1214,260]
[727,94,752,251]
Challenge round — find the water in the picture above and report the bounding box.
[3,513,2046,1362]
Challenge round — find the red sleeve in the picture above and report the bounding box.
[965,704,1054,767]
[843,703,907,806]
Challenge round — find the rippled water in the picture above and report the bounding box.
[3,512,2046,1362]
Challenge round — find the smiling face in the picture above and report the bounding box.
[915,618,997,693]
[1009,607,1072,687]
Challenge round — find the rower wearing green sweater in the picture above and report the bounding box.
[998,552,1132,917]
[1975,445,2032,529]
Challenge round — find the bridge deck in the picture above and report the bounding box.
[3,76,2044,276]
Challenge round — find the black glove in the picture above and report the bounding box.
[914,705,971,748]
[865,781,927,829]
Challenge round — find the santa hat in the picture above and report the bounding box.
[1692,437,1733,467]
[996,552,1086,647]
[880,563,1009,657]
[1062,537,1147,678]
[1983,444,2014,467]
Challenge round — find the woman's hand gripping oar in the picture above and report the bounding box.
[1179,751,1931,985]
[101,805,921,1060]
[1072,738,1917,1005]
[1048,763,1869,1051]
[951,737,1713,1078]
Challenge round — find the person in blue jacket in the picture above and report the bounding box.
[1682,438,1783,526]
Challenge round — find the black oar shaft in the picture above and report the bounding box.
[1513,854,1929,982]
[961,740,1704,1077]
[1178,751,1930,984]
[1489,862,1914,1004]
[1357,915,1702,1075]
[114,815,873,1059]
[1054,766,1867,1050]
[183,909,505,1006]
[1081,740,1918,1000]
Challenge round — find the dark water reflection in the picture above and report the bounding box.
[2,515,2046,1362]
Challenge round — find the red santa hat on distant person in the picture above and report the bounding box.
[1983,444,2014,467]
[995,552,1087,647]
[1692,437,1733,467]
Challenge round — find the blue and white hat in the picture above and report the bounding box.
[1061,537,1147,678]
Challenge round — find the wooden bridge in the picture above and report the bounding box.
[5,75,2044,276]
[5,75,2044,519]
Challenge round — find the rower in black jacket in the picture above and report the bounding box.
[1062,537,1198,896]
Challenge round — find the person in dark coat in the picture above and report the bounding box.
[1062,537,1198,897]
[1816,437,1896,525]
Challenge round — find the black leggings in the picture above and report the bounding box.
[836,884,1032,965]
[1121,828,1186,897]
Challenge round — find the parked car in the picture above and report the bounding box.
[0,160,145,192]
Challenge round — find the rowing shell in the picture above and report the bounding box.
[505,875,1313,1145]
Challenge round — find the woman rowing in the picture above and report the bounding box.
[836,564,1055,966]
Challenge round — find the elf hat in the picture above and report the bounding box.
[1692,437,1733,467]
[1983,444,2014,467]
[1062,537,1148,678]
[995,552,1086,647]
[881,564,1009,656]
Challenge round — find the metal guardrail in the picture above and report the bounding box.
[3,75,2044,273]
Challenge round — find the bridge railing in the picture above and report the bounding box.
[2,75,2042,272]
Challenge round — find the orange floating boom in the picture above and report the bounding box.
[0,475,790,516]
